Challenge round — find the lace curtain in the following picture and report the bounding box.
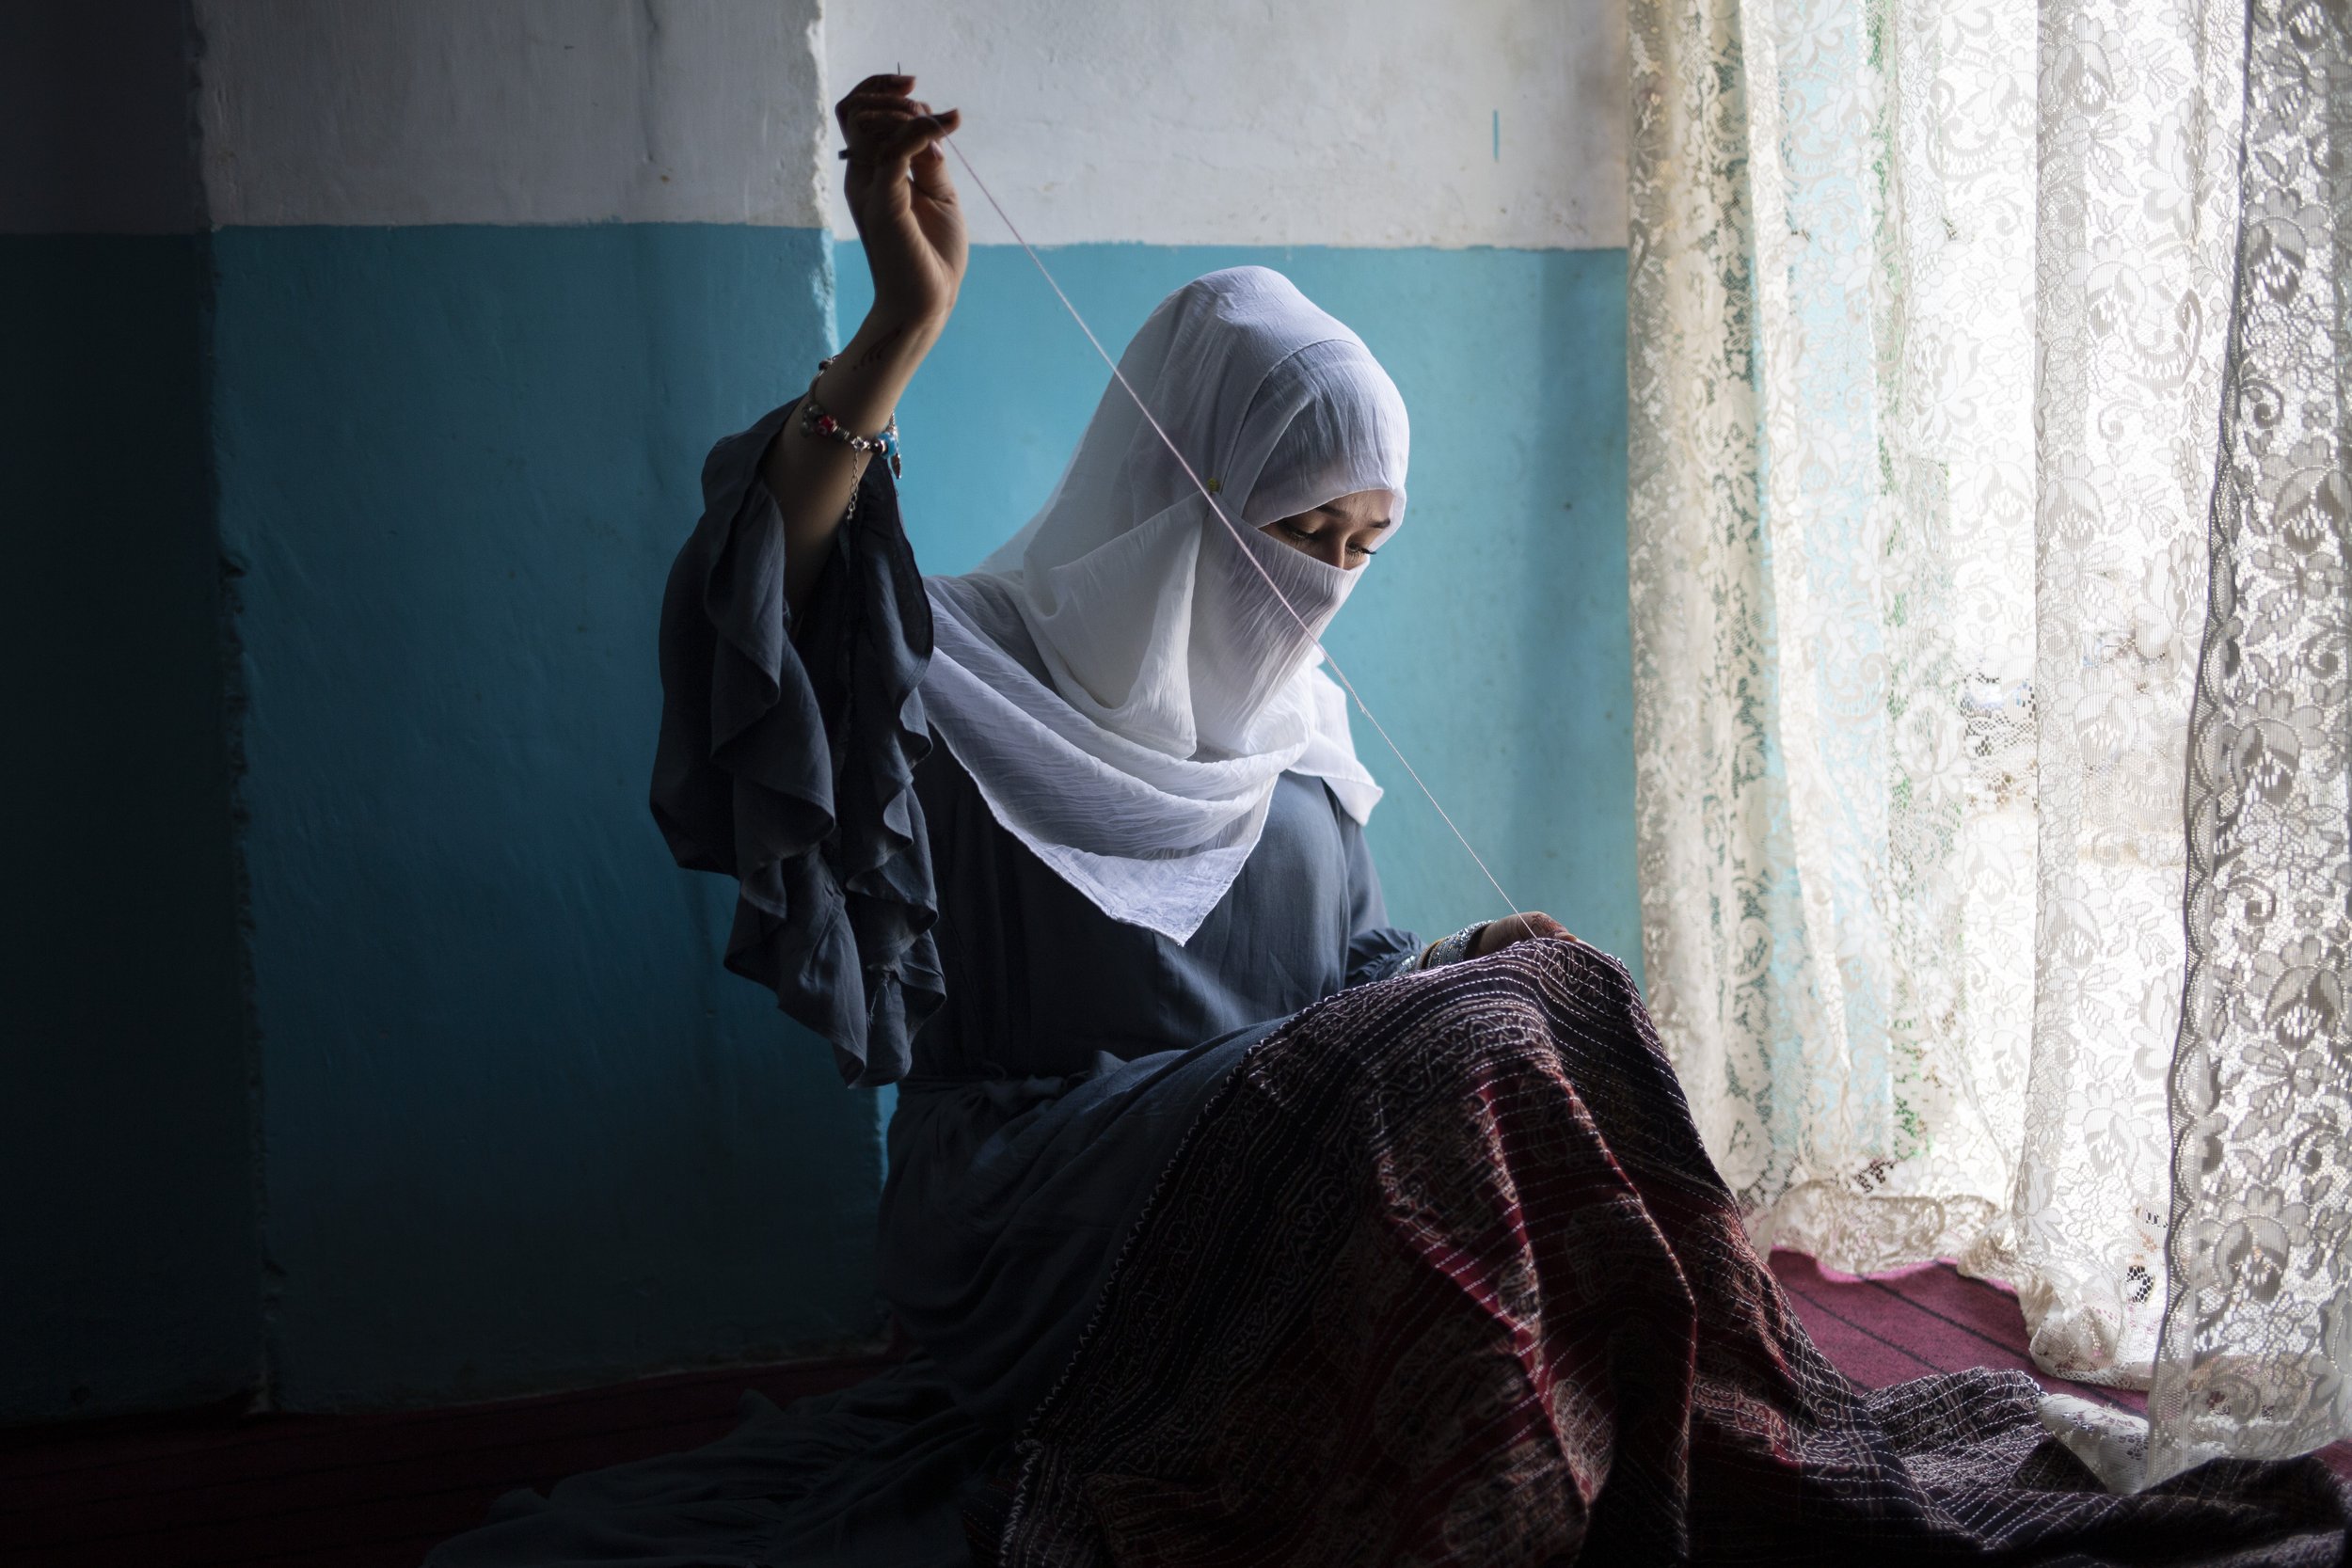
[1628,0,2349,1478]
[2155,0,2352,1481]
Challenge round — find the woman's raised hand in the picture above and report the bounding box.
[763,77,964,621]
[836,74,967,328]
[1471,912,1576,958]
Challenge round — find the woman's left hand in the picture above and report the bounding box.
[1471,911,1574,957]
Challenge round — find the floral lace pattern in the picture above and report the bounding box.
[2152,0,2352,1483]
[1632,0,2347,1471]
[1628,0,2140,1308]
[1997,0,2247,1388]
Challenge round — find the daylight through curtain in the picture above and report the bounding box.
[1628,0,2349,1476]
[2154,0,2352,1481]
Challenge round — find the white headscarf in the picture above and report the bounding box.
[920,266,1409,942]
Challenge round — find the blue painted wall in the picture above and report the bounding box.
[841,243,1640,957]
[2,224,1633,1420]
[0,234,262,1418]
[210,224,888,1406]
[3,0,1633,1424]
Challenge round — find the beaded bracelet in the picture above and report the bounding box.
[799,357,902,477]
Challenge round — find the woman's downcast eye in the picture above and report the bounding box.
[1279,521,1375,558]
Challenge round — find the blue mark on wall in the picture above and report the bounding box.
[0,235,261,1422]
[839,242,1638,965]
[210,224,888,1406]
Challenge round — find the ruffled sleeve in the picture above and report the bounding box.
[650,402,944,1086]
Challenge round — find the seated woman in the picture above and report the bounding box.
[433,77,2348,1568]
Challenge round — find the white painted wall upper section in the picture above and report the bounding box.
[198,0,828,229]
[824,0,1628,249]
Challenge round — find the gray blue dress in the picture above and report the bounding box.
[429,404,1417,1566]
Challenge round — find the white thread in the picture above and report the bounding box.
[941,136,1521,921]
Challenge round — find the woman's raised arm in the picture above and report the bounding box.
[762,74,966,624]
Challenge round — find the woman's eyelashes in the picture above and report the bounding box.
[1277,520,1375,559]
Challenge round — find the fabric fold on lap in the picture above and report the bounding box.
[992,940,2352,1568]
[425,1025,1276,1566]
[880,1021,1279,1433]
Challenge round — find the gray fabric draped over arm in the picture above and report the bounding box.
[650,403,944,1086]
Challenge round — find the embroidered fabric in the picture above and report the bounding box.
[994,942,2352,1562]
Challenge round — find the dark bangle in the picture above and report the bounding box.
[1406,923,1487,973]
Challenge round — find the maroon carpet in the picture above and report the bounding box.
[1771,1252,2149,1413]
[1774,1252,2352,1487]
[4,1262,2344,1565]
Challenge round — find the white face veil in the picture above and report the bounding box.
[920,266,1409,942]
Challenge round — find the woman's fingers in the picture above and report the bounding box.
[875,109,958,181]
[885,103,952,150]
[898,107,960,162]
[842,102,917,156]
[841,103,958,182]
[1472,911,1577,957]
[835,75,956,166]
[836,73,913,128]
[907,109,962,198]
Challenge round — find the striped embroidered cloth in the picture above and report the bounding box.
[986,941,2350,1566]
